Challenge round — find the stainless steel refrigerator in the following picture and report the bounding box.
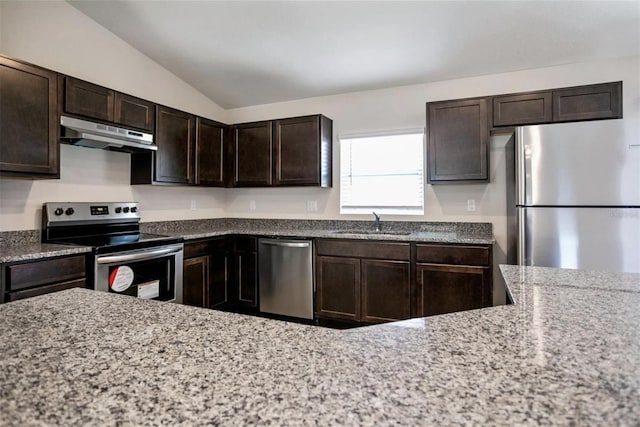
[506,119,640,273]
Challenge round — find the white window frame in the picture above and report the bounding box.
[339,128,425,215]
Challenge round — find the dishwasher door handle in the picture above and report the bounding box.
[259,241,310,248]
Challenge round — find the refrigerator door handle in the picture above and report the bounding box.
[517,208,526,266]
[516,127,526,206]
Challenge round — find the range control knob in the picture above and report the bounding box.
[54,208,64,216]
[130,207,138,213]
[123,207,130,213]
[115,207,122,214]
[65,208,74,216]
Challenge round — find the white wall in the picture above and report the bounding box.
[0,1,229,230]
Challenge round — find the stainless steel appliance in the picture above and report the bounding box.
[258,239,314,319]
[42,202,183,302]
[60,116,157,152]
[507,119,640,273]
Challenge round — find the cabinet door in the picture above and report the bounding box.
[210,252,229,308]
[361,259,410,323]
[552,82,622,122]
[416,264,491,317]
[235,251,258,308]
[64,76,114,122]
[183,256,209,308]
[114,92,155,131]
[195,117,226,186]
[155,105,195,184]
[273,115,320,185]
[233,121,272,186]
[316,256,360,321]
[427,97,489,183]
[0,57,59,176]
[492,91,552,127]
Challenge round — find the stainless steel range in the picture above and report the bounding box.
[42,202,183,303]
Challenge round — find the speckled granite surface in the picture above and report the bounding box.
[0,243,91,263]
[0,219,493,263]
[1,265,638,425]
[140,218,494,244]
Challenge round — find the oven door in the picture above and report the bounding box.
[94,243,183,303]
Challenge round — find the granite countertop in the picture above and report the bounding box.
[1,265,638,425]
[1,218,494,263]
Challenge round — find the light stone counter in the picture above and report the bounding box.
[1,265,639,425]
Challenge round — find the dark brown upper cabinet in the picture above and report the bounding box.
[63,76,155,132]
[0,56,60,178]
[233,121,273,187]
[195,117,226,187]
[552,82,622,123]
[114,92,155,132]
[491,81,622,128]
[427,97,490,183]
[154,106,196,184]
[493,91,552,127]
[273,115,332,187]
[232,114,332,188]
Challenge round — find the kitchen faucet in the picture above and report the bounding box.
[372,212,382,232]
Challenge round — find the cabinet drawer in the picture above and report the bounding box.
[416,244,490,266]
[235,236,257,252]
[184,237,228,258]
[7,255,86,291]
[7,278,86,302]
[316,239,410,261]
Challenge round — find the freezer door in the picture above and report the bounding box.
[519,207,640,273]
[518,120,640,206]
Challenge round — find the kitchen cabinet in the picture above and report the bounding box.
[316,239,411,323]
[552,82,622,122]
[427,97,490,183]
[183,237,230,309]
[195,117,227,186]
[0,56,59,178]
[232,121,273,186]
[273,115,332,187]
[232,114,332,188]
[415,243,492,316]
[493,91,553,127]
[2,254,86,302]
[63,76,155,131]
[492,81,622,127]
[230,236,258,309]
[153,105,196,184]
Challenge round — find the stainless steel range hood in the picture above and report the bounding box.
[60,116,156,152]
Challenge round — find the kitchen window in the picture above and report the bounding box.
[340,130,424,215]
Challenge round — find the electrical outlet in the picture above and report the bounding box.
[467,199,476,212]
[306,200,318,212]
[249,200,256,211]
[190,200,197,210]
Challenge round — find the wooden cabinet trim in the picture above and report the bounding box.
[416,244,491,266]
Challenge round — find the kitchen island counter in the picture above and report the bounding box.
[1,265,638,425]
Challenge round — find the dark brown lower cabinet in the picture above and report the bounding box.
[315,239,411,324]
[183,238,229,309]
[229,236,258,310]
[3,254,87,302]
[415,243,493,317]
[416,264,491,316]
[316,256,360,321]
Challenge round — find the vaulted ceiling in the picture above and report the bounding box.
[69,1,640,109]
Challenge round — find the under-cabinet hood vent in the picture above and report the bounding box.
[60,116,156,153]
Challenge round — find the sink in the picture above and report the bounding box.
[330,230,412,236]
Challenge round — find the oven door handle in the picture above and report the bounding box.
[96,245,183,264]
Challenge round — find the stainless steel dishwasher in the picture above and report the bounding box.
[258,238,314,319]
